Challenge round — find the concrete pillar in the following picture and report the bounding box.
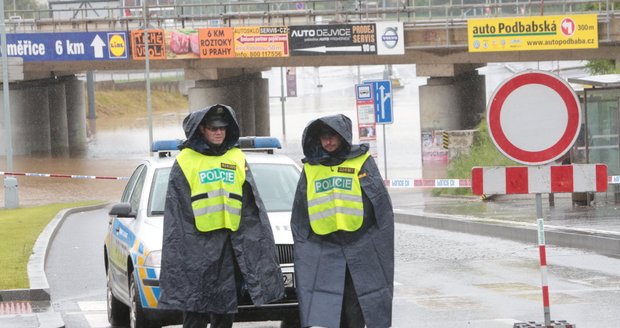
[456,71,486,130]
[239,73,257,136]
[65,77,87,155]
[16,84,51,156]
[417,64,486,178]
[48,82,70,156]
[189,72,269,137]
[419,77,462,132]
[254,77,270,136]
[418,68,485,131]
[0,86,19,156]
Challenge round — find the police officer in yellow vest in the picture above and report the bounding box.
[291,114,394,328]
[159,104,284,328]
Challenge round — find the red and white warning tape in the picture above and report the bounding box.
[1,171,619,188]
[384,178,472,189]
[0,171,129,180]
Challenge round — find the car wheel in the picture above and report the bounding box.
[130,273,162,328]
[107,265,129,326]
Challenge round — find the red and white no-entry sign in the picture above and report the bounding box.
[487,70,581,165]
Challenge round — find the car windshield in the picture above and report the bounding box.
[249,163,300,212]
[148,162,300,215]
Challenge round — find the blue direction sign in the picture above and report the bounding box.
[5,31,129,61]
[364,79,393,124]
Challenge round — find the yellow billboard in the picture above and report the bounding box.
[468,14,598,52]
[233,26,289,58]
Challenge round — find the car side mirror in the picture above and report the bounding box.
[109,202,136,218]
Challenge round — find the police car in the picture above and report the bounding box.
[104,137,300,328]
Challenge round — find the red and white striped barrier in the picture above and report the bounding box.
[471,164,608,195]
[0,171,129,180]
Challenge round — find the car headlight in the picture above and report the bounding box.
[144,250,162,267]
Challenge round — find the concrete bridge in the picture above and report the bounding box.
[2,0,620,156]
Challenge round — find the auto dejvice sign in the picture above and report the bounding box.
[467,14,598,52]
[288,22,404,56]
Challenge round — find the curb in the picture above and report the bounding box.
[28,203,110,294]
[0,203,109,328]
[395,211,620,256]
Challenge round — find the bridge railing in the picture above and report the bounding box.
[4,0,618,32]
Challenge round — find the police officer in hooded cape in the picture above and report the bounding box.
[158,104,284,327]
[291,114,394,328]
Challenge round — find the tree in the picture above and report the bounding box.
[586,60,618,75]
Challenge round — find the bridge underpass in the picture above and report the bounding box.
[1,6,620,157]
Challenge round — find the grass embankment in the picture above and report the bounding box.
[434,120,519,196]
[0,201,102,289]
[94,89,189,119]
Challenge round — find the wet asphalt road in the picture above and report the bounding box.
[46,205,620,328]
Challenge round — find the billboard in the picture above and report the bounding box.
[468,14,598,52]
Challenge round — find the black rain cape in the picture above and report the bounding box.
[291,114,395,327]
[158,104,284,313]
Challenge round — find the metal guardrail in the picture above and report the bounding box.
[5,0,618,33]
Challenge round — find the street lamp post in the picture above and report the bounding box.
[1,0,19,208]
[143,1,153,157]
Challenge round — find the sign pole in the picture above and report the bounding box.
[382,125,388,179]
[536,193,552,326]
[280,67,286,142]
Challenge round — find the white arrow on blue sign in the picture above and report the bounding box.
[364,79,393,124]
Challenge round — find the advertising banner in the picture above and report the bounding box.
[375,21,405,55]
[467,14,598,52]
[199,27,234,58]
[4,31,129,61]
[233,26,289,58]
[167,29,201,59]
[289,23,377,56]
[131,29,166,60]
[286,67,297,97]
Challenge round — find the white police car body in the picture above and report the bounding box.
[104,137,300,328]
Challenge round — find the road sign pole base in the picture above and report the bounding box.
[513,320,576,328]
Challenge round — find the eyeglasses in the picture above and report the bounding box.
[205,126,226,132]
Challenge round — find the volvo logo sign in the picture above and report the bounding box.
[381,27,399,49]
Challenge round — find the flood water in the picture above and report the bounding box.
[0,62,589,207]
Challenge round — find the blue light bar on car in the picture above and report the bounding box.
[151,137,281,153]
[238,136,282,150]
[151,139,182,152]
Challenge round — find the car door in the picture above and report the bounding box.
[109,164,147,302]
